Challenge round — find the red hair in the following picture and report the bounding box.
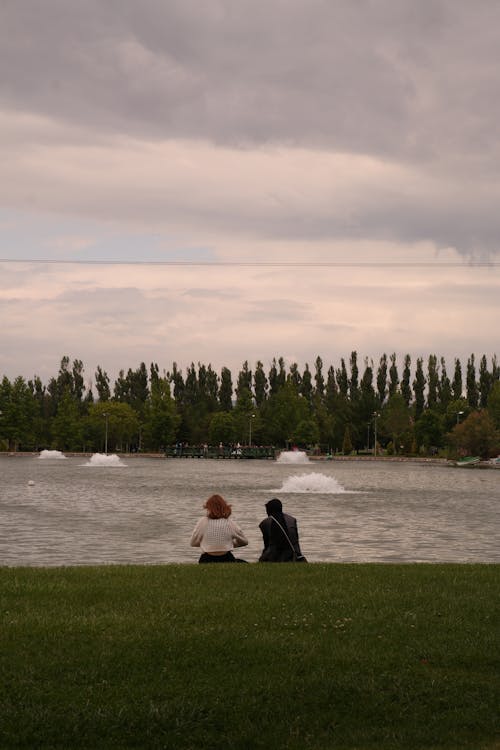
[204,494,232,519]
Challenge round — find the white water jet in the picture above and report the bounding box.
[38,449,67,459]
[276,450,309,464]
[83,453,127,467]
[275,472,349,494]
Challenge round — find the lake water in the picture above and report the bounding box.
[0,455,498,565]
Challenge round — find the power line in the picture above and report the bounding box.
[0,258,498,268]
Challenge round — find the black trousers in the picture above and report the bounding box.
[199,552,247,563]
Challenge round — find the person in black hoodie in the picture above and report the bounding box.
[258,498,306,562]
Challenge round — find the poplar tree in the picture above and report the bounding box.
[427,354,439,410]
[376,353,388,406]
[388,353,399,398]
[401,354,412,406]
[438,357,452,411]
[479,354,492,408]
[466,354,479,409]
[253,361,267,407]
[219,367,233,411]
[452,358,463,400]
[413,358,426,418]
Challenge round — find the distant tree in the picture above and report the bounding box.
[479,354,492,408]
[412,358,426,418]
[94,366,111,402]
[414,409,444,453]
[209,411,236,444]
[51,389,83,451]
[288,362,301,390]
[452,358,463,400]
[87,402,139,453]
[314,356,325,398]
[382,393,411,455]
[219,367,233,411]
[253,361,267,406]
[487,381,500,428]
[401,354,412,406]
[293,418,320,448]
[427,355,439,410]
[466,355,479,409]
[448,410,499,459]
[376,353,388,406]
[300,363,313,407]
[143,375,180,451]
[388,353,399,399]
[342,425,353,455]
[349,351,359,402]
[336,358,349,398]
[438,357,452,411]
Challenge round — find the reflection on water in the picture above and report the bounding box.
[0,456,498,566]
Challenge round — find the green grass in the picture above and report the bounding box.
[1,564,498,750]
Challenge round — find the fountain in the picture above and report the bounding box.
[83,453,127,467]
[276,450,309,464]
[276,472,349,493]
[38,449,67,459]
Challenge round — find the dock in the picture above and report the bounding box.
[165,445,276,459]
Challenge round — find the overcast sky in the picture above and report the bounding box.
[1,0,499,388]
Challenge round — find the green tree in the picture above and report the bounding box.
[377,353,388,406]
[143,376,180,451]
[479,355,492,408]
[209,411,237,444]
[487,381,500,428]
[438,357,452,411]
[94,366,111,401]
[253,361,267,407]
[401,354,412,406]
[314,356,325,399]
[219,367,233,411]
[427,355,439,410]
[452,358,463,400]
[448,410,499,459]
[382,393,411,455]
[293,418,320,448]
[412,358,426,418]
[87,402,139,453]
[51,389,84,451]
[342,425,353,455]
[388,353,399,399]
[414,409,444,453]
[466,355,479,409]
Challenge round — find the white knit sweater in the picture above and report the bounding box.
[190,516,248,553]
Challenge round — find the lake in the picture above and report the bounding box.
[0,454,498,565]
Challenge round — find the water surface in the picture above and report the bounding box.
[0,456,498,565]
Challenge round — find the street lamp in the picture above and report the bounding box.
[373,412,380,457]
[456,410,464,425]
[103,412,109,455]
[249,413,256,446]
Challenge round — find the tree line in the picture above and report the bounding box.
[1,352,499,458]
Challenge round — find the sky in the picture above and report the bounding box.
[1,0,499,389]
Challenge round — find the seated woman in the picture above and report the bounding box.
[190,494,248,563]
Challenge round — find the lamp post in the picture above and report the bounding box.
[249,413,255,446]
[373,412,380,457]
[103,412,109,455]
[456,410,464,425]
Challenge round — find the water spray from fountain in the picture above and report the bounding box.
[276,450,309,464]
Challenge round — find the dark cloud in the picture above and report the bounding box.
[1,0,498,159]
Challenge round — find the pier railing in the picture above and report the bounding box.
[165,445,276,460]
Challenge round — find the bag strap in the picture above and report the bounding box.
[270,515,296,554]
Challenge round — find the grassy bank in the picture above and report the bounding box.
[1,564,498,750]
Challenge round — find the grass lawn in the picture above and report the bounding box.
[1,563,498,750]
